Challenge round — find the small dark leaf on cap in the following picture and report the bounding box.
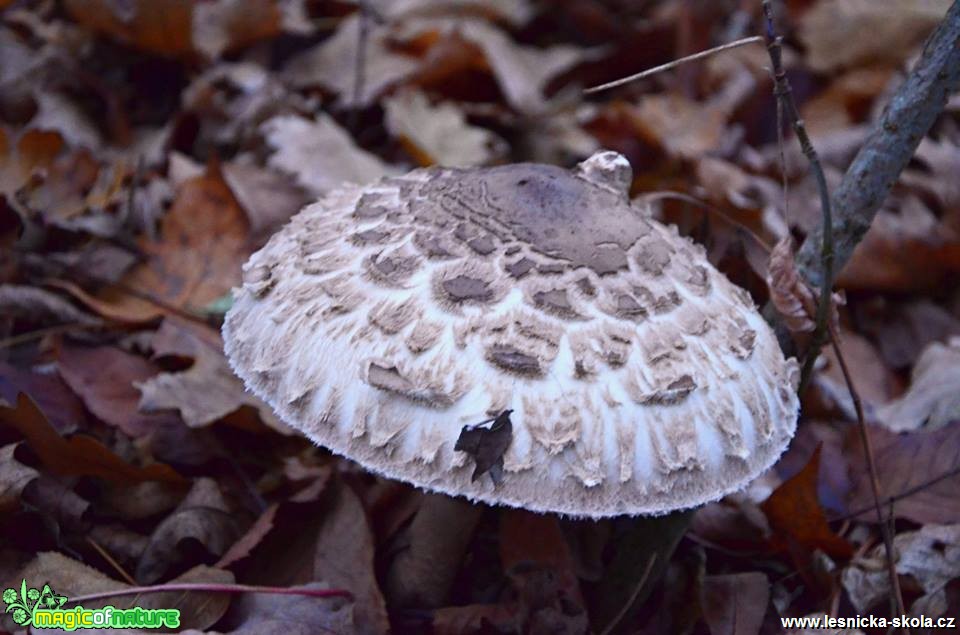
[455,409,514,484]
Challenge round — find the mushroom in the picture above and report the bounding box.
[223,150,799,607]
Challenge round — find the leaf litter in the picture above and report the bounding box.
[1,0,960,633]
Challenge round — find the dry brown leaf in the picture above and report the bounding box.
[799,0,951,72]
[767,237,819,333]
[10,552,233,631]
[0,127,64,196]
[262,114,399,195]
[761,445,853,560]
[136,478,239,584]
[222,161,309,236]
[630,94,726,160]
[399,18,592,115]
[89,164,250,322]
[700,572,770,635]
[842,524,960,614]
[57,343,181,438]
[384,89,506,167]
[812,328,896,421]
[224,582,355,635]
[137,318,288,431]
[846,421,960,525]
[63,0,195,58]
[0,285,101,326]
[284,14,421,107]
[0,393,186,486]
[901,137,960,215]
[193,0,281,60]
[877,337,960,431]
[0,444,38,513]
[837,195,960,292]
[0,361,87,433]
[314,483,389,635]
[216,503,279,569]
[370,0,534,25]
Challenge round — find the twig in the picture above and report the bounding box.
[584,36,763,93]
[67,582,352,606]
[598,554,656,635]
[795,0,960,288]
[85,537,137,586]
[825,321,908,625]
[350,0,371,130]
[831,464,960,523]
[760,0,834,394]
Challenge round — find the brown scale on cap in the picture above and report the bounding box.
[224,151,800,517]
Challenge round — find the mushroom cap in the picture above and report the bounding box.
[223,151,799,517]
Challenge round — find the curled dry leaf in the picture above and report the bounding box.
[0,444,38,513]
[876,337,960,431]
[136,478,239,584]
[767,237,819,333]
[262,114,399,195]
[384,89,506,167]
[0,285,101,326]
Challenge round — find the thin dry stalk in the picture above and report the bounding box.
[584,36,763,93]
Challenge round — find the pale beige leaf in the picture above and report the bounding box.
[384,89,506,167]
[262,114,399,195]
[877,337,960,431]
[766,237,818,333]
[800,0,951,72]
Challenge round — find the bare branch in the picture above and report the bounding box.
[796,0,960,287]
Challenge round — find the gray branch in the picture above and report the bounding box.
[795,0,960,288]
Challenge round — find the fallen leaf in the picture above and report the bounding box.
[0,444,38,513]
[216,503,279,569]
[799,0,951,72]
[700,572,770,635]
[811,328,896,422]
[877,337,960,431]
[91,164,250,322]
[63,0,195,58]
[221,161,308,237]
[630,93,727,160]
[57,343,181,438]
[262,114,399,195]
[313,483,389,635]
[902,137,960,215]
[11,551,233,631]
[137,318,287,431]
[0,128,64,196]
[136,477,239,584]
[846,420,960,525]
[841,524,960,613]
[455,409,513,483]
[0,393,186,485]
[384,89,506,167]
[370,0,535,25]
[431,603,522,635]
[400,18,593,114]
[836,195,960,293]
[20,475,91,533]
[761,445,853,560]
[192,0,281,60]
[224,582,355,635]
[767,237,819,334]
[856,299,960,369]
[284,14,421,107]
[0,361,87,434]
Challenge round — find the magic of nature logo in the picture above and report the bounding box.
[3,580,180,631]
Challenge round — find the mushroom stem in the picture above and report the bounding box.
[385,493,485,608]
[587,509,694,633]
